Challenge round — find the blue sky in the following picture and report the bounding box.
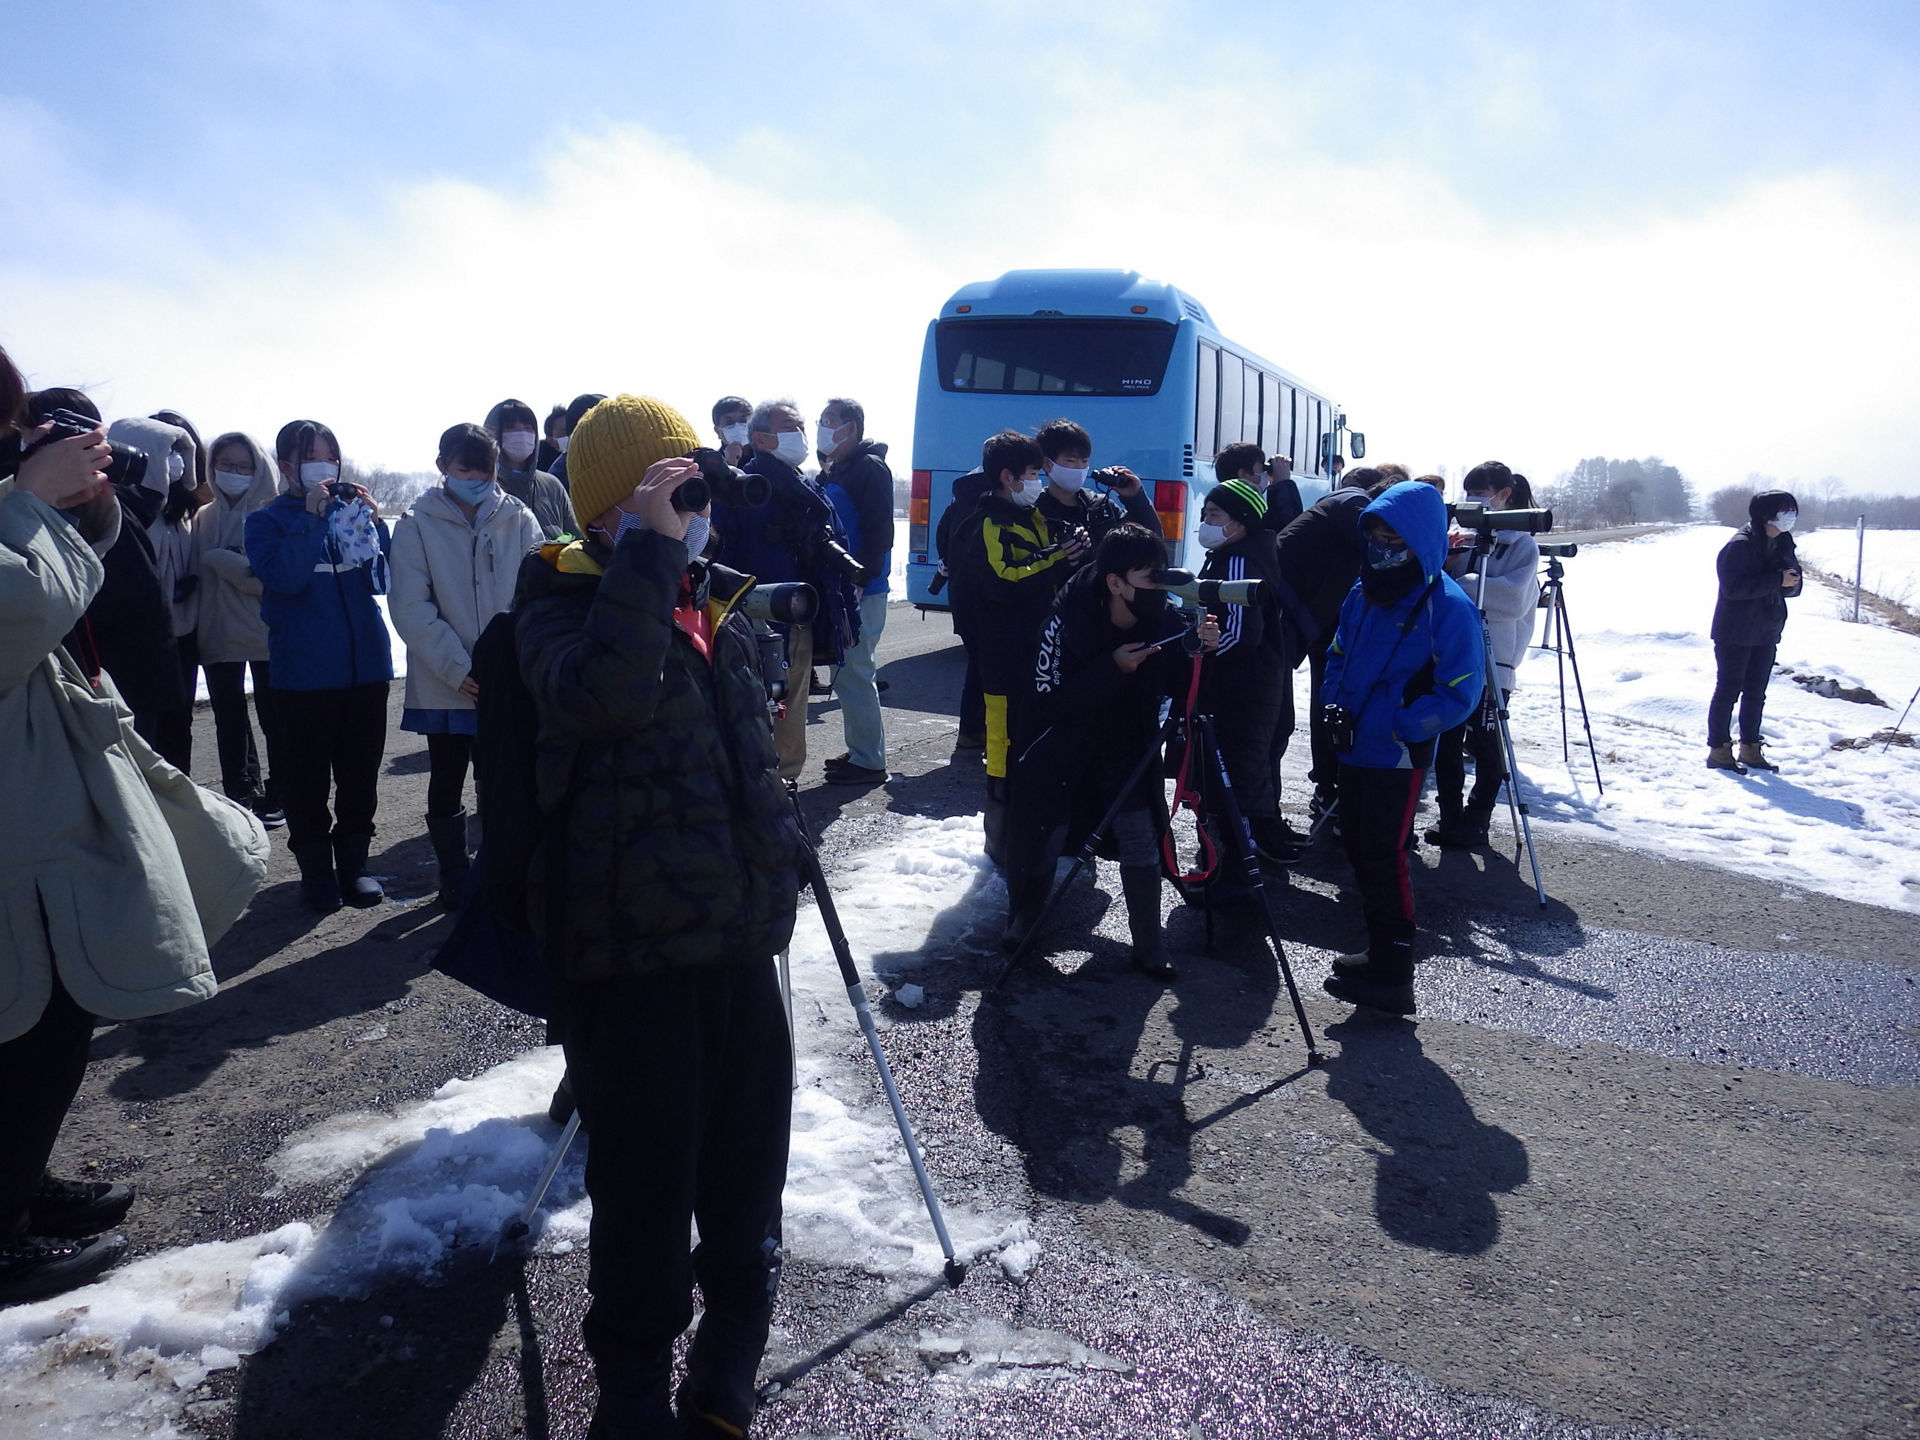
[5,0,1918,491]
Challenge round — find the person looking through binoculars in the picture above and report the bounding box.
[1003,522,1218,980]
[947,429,1089,865]
[512,395,804,1437]
[1194,479,1296,874]
[1428,461,1541,849]
[1320,481,1485,1015]
[1032,418,1159,569]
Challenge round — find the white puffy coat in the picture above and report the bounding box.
[1445,532,1539,691]
[388,485,542,713]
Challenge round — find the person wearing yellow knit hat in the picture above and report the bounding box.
[513,393,803,1437]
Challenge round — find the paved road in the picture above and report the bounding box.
[38,601,1920,1440]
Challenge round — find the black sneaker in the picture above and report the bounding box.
[250,797,287,830]
[1322,969,1416,1016]
[1422,821,1489,851]
[30,1174,135,1239]
[0,1232,129,1306]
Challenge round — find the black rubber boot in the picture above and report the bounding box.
[587,1347,677,1439]
[1427,796,1493,850]
[292,839,342,912]
[1322,943,1416,1015]
[426,810,471,911]
[678,1306,776,1438]
[333,832,385,908]
[1120,865,1175,982]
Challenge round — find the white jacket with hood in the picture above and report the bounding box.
[389,483,543,713]
[108,415,201,640]
[1444,532,1540,691]
[191,432,280,664]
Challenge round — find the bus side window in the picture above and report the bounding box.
[1241,359,1260,444]
[1260,374,1280,455]
[1219,354,1243,456]
[1196,341,1218,458]
[1291,388,1306,471]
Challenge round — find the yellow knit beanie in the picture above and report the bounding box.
[566,394,702,528]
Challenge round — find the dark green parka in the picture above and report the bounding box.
[513,526,801,980]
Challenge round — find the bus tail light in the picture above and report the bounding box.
[1152,480,1186,543]
[910,470,932,556]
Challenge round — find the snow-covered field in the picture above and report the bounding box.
[1793,526,1920,610]
[0,815,1026,1436]
[1500,525,1920,912]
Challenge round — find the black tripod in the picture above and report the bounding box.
[992,702,1324,1067]
[1535,554,1604,793]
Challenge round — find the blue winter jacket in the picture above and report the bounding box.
[244,493,395,691]
[1321,482,1485,769]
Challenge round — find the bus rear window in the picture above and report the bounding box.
[937,318,1178,396]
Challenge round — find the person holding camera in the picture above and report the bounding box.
[817,398,894,785]
[109,416,206,765]
[1320,480,1485,1015]
[1033,418,1159,566]
[193,431,287,827]
[246,420,395,911]
[1707,489,1802,774]
[1193,479,1294,868]
[390,423,543,907]
[513,394,802,1438]
[2,345,269,1305]
[949,430,1088,865]
[1216,442,1303,533]
[1006,523,1215,980]
[714,399,866,782]
[1428,462,1540,849]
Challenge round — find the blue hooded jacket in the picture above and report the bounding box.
[245,492,394,691]
[1321,481,1485,769]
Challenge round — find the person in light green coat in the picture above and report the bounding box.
[0,346,269,1306]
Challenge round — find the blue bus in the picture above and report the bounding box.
[905,268,1361,607]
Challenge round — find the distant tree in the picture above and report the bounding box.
[342,459,435,515]
[1707,485,1750,527]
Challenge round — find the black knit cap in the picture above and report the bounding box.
[1206,479,1266,529]
[1748,489,1797,526]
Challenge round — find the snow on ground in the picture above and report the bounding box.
[1502,525,1920,911]
[1793,526,1920,610]
[0,814,1026,1435]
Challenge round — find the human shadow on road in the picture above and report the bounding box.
[1321,1014,1528,1253]
[973,882,1296,1248]
[96,901,452,1103]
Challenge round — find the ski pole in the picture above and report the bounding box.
[496,1108,582,1256]
[1886,682,1920,753]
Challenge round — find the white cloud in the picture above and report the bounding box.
[3,86,1916,497]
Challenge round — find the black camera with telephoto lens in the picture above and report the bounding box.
[1322,703,1356,752]
[20,407,149,491]
[673,447,773,513]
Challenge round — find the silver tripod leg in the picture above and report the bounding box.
[779,946,797,1091]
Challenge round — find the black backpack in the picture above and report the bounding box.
[431,606,557,1018]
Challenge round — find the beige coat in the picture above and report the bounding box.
[192,432,280,665]
[389,485,542,713]
[0,483,268,1043]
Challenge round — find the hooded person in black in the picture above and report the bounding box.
[1707,489,1801,773]
[484,398,579,540]
[1194,479,1292,863]
[1004,523,1214,980]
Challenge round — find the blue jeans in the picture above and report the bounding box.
[838,592,890,771]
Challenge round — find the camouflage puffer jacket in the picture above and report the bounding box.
[513,526,802,979]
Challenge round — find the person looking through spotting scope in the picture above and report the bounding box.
[1320,481,1485,1016]
[513,394,802,1438]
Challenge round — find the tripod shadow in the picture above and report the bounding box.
[1322,1015,1528,1253]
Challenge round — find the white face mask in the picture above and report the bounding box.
[299,460,340,492]
[773,430,810,467]
[500,429,538,464]
[167,451,187,483]
[214,470,253,498]
[1773,509,1798,532]
[1197,522,1229,550]
[555,435,570,454]
[1049,464,1088,493]
[682,512,712,560]
[720,422,750,447]
[1012,478,1044,508]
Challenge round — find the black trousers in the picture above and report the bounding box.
[0,972,95,1241]
[133,703,194,773]
[1707,642,1776,746]
[1306,641,1337,801]
[1338,763,1427,976]
[204,660,279,802]
[1211,698,1278,822]
[563,960,792,1375]
[425,733,474,818]
[272,682,390,847]
[959,646,984,738]
[1434,687,1509,817]
[1268,660,1297,804]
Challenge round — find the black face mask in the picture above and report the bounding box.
[1360,541,1423,606]
[1123,584,1167,623]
